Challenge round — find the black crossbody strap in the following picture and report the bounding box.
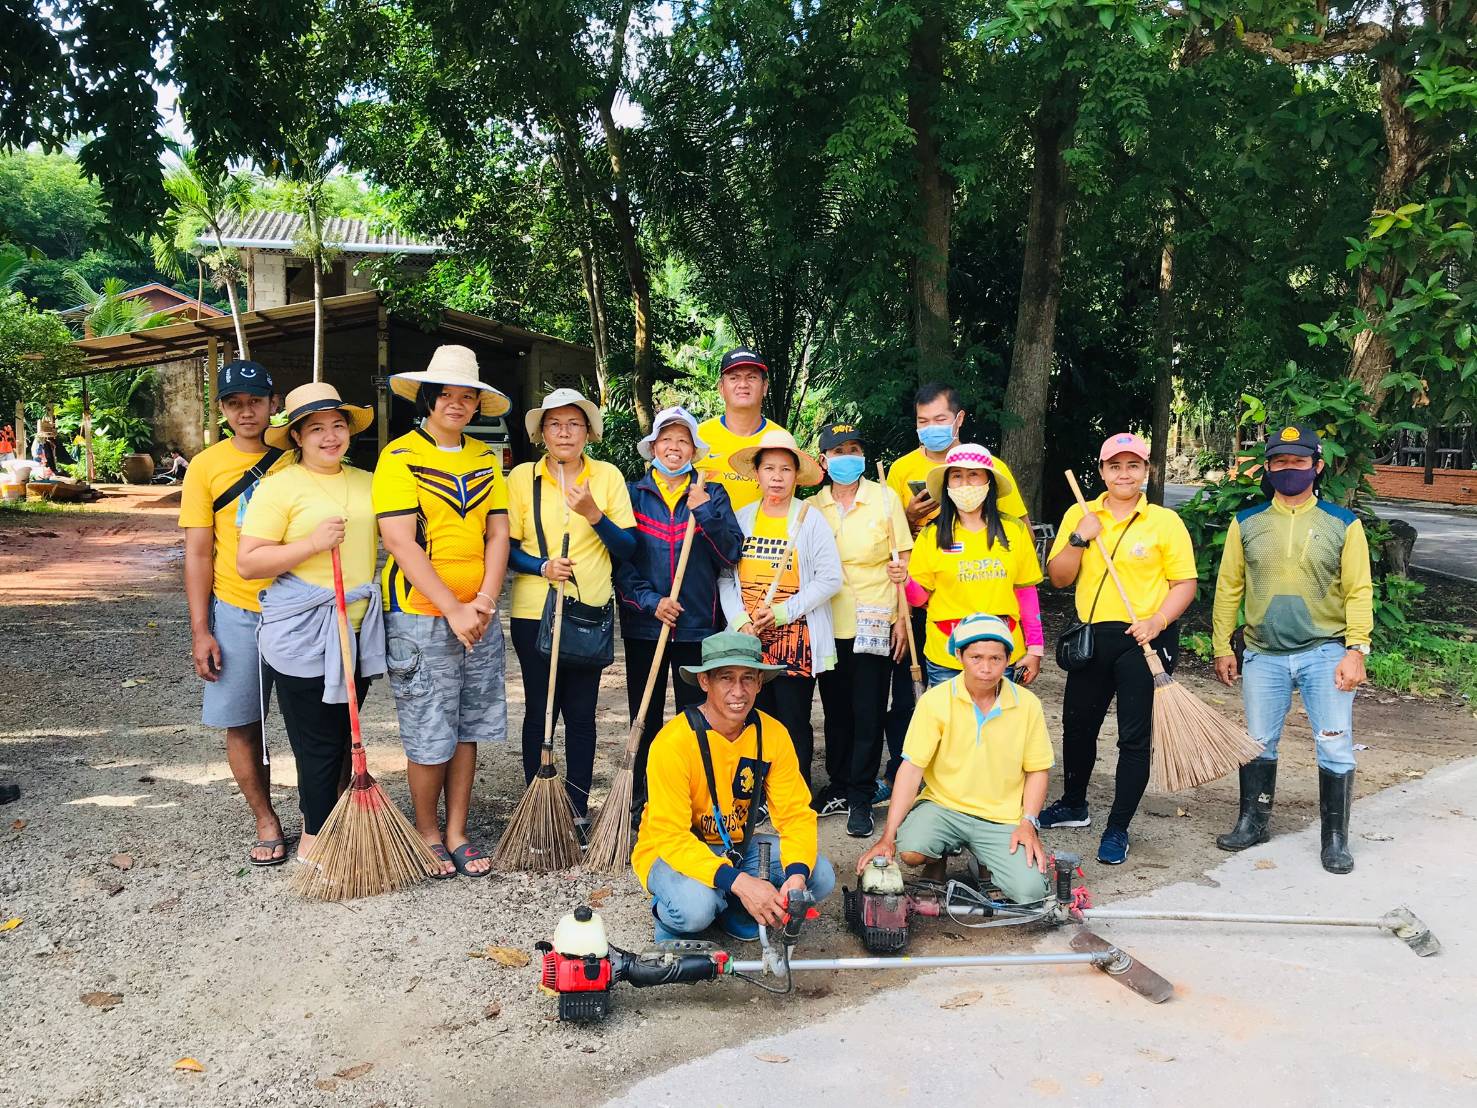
[1085,511,1140,622]
[212,447,284,514]
[533,471,582,599]
[686,706,766,857]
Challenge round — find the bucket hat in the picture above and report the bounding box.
[638,406,708,461]
[679,631,786,685]
[525,387,603,445]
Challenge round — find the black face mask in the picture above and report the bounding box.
[1261,466,1318,499]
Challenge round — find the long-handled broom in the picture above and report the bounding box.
[494,469,582,872]
[1064,471,1263,791]
[584,513,699,874]
[291,548,444,901]
[877,461,924,700]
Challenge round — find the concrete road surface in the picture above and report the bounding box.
[1165,483,1477,583]
[611,757,1476,1107]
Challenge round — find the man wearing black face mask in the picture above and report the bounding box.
[1210,424,1373,874]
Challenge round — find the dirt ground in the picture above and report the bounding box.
[2,503,1474,1107]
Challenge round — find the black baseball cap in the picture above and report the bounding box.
[218,360,275,399]
[817,421,864,452]
[719,347,768,376]
[1265,423,1322,458]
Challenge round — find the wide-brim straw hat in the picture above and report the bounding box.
[638,406,708,462]
[526,387,603,445]
[389,344,510,418]
[265,382,374,450]
[37,417,56,438]
[924,443,1016,504]
[729,428,823,486]
[678,631,786,685]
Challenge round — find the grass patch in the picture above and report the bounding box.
[0,498,66,516]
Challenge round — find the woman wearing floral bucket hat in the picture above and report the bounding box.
[903,444,1045,689]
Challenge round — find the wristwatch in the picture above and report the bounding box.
[1347,643,1370,656]
[1023,814,1042,831]
[1068,532,1090,549]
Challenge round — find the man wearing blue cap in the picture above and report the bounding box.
[856,614,1053,904]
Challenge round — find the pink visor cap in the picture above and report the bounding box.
[1099,432,1150,462]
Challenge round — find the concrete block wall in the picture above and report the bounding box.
[150,357,206,454]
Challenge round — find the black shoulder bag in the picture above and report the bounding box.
[212,447,284,514]
[687,706,766,867]
[533,473,615,669]
[1055,512,1139,673]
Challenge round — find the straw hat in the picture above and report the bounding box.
[37,417,56,439]
[525,387,603,445]
[265,383,374,450]
[389,344,511,418]
[924,443,1016,504]
[729,428,823,486]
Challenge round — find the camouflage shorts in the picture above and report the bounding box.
[385,610,508,764]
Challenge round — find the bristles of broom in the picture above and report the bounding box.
[492,756,583,873]
[1146,662,1266,793]
[583,748,636,874]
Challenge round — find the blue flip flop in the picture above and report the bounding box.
[427,842,457,880]
[449,842,492,878]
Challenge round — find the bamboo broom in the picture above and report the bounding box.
[584,512,699,873]
[493,466,582,872]
[877,460,924,700]
[291,548,444,901]
[1064,471,1263,791]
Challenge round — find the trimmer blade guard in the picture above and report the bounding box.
[1070,928,1174,1004]
[1383,907,1440,957]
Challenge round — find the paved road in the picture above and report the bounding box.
[612,758,1476,1107]
[1165,483,1477,583]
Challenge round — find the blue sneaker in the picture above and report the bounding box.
[872,778,892,806]
[1039,799,1091,829]
[717,903,760,943]
[1097,828,1130,865]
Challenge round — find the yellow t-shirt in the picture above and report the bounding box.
[909,517,1042,667]
[371,428,509,616]
[177,439,291,612]
[886,446,1029,529]
[239,465,378,628]
[738,509,810,677]
[812,478,913,639]
[697,415,777,510]
[1048,494,1197,625]
[506,456,636,620]
[903,677,1054,824]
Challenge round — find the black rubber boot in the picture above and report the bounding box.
[1319,769,1354,874]
[1216,758,1276,851]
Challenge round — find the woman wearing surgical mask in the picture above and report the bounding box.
[811,423,913,839]
[903,444,1045,691]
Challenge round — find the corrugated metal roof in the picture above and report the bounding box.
[207,211,444,254]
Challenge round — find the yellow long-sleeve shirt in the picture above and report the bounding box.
[1212,496,1373,657]
[632,707,818,893]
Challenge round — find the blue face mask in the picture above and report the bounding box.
[653,458,694,479]
[826,454,866,486]
[917,424,955,453]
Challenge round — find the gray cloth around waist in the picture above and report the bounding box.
[256,573,386,702]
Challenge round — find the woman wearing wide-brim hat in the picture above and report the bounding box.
[504,387,636,834]
[371,344,513,878]
[903,443,1045,688]
[238,382,383,864]
[718,428,841,791]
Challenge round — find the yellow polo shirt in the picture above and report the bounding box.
[506,455,636,620]
[908,517,1041,666]
[886,446,1029,529]
[1048,493,1197,625]
[178,439,292,612]
[697,415,777,510]
[812,478,913,639]
[903,677,1054,824]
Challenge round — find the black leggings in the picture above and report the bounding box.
[1060,620,1180,831]
[757,674,817,787]
[511,618,604,817]
[623,636,705,812]
[269,666,372,835]
[882,607,929,780]
[817,639,893,806]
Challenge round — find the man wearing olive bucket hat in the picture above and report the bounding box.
[372,345,513,877]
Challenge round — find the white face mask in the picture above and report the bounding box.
[947,484,988,513]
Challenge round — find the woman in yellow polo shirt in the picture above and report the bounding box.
[1039,432,1197,867]
[505,388,636,833]
[904,444,1044,689]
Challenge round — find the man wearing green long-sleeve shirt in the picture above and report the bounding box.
[1211,424,1373,874]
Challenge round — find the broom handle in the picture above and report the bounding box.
[544,466,572,756]
[625,511,699,756]
[329,547,366,774]
[761,500,810,608]
[877,460,922,688]
[1064,470,1162,668]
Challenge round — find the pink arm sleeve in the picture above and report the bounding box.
[904,578,930,608]
[1015,585,1044,649]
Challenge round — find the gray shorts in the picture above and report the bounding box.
[201,598,270,729]
[386,610,508,764]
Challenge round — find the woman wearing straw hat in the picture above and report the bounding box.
[903,444,1045,689]
[615,406,743,821]
[505,388,636,834]
[1039,432,1197,866]
[238,383,384,864]
[717,428,842,789]
[371,345,513,878]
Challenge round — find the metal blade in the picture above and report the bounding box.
[1070,928,1174,1004]
[1382,907,1441,957]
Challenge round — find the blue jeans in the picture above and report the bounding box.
[647,833,837,939]
[1242,642,1356,773]
[926,660,1018,688]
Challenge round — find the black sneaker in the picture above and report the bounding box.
[846,806,874,838]
[1038,800,1091,829]
[817,796,849,819]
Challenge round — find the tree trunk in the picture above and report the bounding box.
[209,225,250,359]
[999,84,1077,517]
[312,261,324,382]
[553,143,610,403]
[1148,211,1177,506]
[907,2,953,378]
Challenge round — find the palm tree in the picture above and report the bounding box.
[278,133,342,382]
[0,246,31,290]
[63,273,174,338]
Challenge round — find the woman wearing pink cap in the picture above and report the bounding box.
[1039,432,1197,866]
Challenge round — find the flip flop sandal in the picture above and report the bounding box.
[449,842,492,879]
[248,838,289,867]
[428,843,457,880]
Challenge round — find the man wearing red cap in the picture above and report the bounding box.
[698,348,779,510]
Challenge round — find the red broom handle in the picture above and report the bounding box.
[330,547,366,771]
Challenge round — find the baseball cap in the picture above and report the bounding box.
[217,360,275,399]
[1099,432,1150,463]
[1264,423,1322,458]
[817,421,864,452]
[719,347,769,376]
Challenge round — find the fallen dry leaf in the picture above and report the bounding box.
[1404,770,1426,779]
[483,946,530,968]
[80,991,123,1010]
[754,1053,790,1064]
[1253,859,1277,870]
[1082,1073,1104,1087]
[0,917,20,932]
[11,819,25,831]
[1030,1077,1063,1095]
[120,678,149,688]
[1174,807,1190,818]
[940,989,984,1009]
[587,885,613,907]
[334,1062,374,1081]
[404,976,421,994]
[484,1002,502,1020]
[1137,1048,1175,1063]
[108,853,134,871]
[105,883,124,897]
[314,1079,338,1092]
[173,1058,205,1073]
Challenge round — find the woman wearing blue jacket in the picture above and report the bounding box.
[615,406,744,815]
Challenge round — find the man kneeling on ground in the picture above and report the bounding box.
[857,614,1052,903]
[632,631,836,942]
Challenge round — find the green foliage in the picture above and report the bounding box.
[1182,630,1215,663]
[0,288,80,417]
[1367,624,1477,700]
[62,435,132,482]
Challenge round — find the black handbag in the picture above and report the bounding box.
[533,474,615,669]
[1056,512,1139,673]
